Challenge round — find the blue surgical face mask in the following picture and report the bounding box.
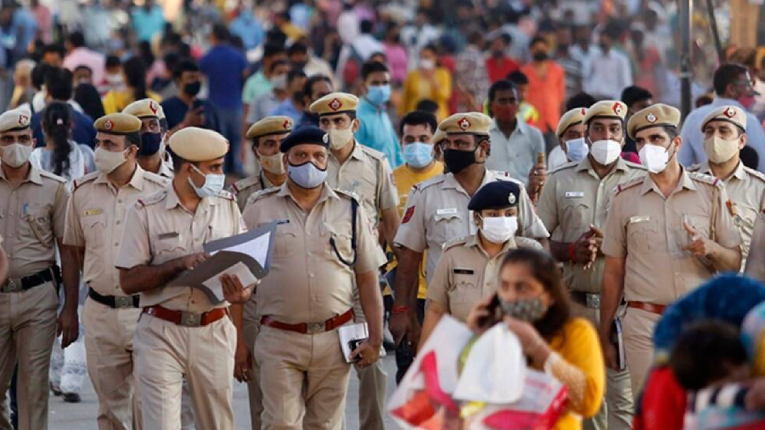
[288,161,327,189]
[565,137,589,162]
[139,132,163,156]
[188,164,225,198]
[366,84,391,106]
[403,142,434,168]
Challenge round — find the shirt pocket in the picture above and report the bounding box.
[627,217,660,254]
[152,234,187,264]
[561,199,591,232]
[20,203,54,247]
[83,215,107,245]
[273,224,299,258]
[447,274,481,305]
[431,212,463,245]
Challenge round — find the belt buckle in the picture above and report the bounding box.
[3,279,20,293]
[114,296,132,309]
[305,322,325,334]
[586,293,601,309]
[181,312,202,327]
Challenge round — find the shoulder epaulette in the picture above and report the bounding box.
[230,175,260,194]
[136,189,167,208]
[442,235,470,251]
[217,190,235,201]
[623,160,648,171]
[614,176,645,195]
[358,144,386,160]
[39,170,67,184]
[245,186,280,206]
[687,163,703,172]
[72,171,99,191]
[416,174,446,191]
[743,166,765,183]
[334,188,360,202]
[143,171,170,186]
[688,171,724,188]
[548,161,578,176]
[516,237,543,250]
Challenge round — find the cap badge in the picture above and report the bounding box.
[612,102,623,115]
[646,113,657,123]
[580,108,586,115]
[18,115,28,126]
[724,107,736,118]
[149,101,158,114]
[322,133,329,144]
[104,120,114,131]
[329,98,343,111]
[458,117,471,131]
[283,119,291,129]
[508,193,516,205]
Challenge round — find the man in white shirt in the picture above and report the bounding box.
[582,31,633,100]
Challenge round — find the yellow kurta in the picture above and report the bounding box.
[399,68,452,121]
[102,90,162,114]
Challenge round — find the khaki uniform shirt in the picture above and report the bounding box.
[602,170,742,305]
[744,212,765,282]
[116,185,246,313]
[0,165,68,279]
[427,234,542,321]
[231,171,276,212]
[537,157,647,293]
[689,161,765,260]
[241,183,387,324]
[327,141,398,229]
[64,167,169,297]
[394,169,550,283]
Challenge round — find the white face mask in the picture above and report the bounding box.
[271,74,288,90]
[564,137,589,162]
[704,135,740,164]
[589,139,622,166]
[639,143,671,174]
[420,58,435,70]
[259,151,286,175]
[479,216,518,244]
[0,143,33,168]
[94,147,128,174]
[328,127,354,150]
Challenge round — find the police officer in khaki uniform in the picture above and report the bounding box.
[123,99,174,179]
[116,127,253,430]
[419,181,541,345]
[231,116,292,211]
[601,104,742,394]
[745,214,765,281]
[537,101,644,430]
[310,92,397,430]
[688,105,765,262]
[0,107,78,430]
[242,126,385,430]
[230,116,292,430]
[555,107,589,164]
[64,113,169,429]
[391,112,549,352]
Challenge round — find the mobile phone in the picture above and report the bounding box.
[349,338,366,362]
[477,293,500,328]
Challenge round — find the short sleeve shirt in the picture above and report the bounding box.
[231,171,275,212]
[0,166,68,278]
[116,186,246,312]
[602,170,742,304]
[64,168,169,297]
[241,183,387,324]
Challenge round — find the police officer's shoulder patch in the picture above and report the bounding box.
[416,175,446,191]
[230,175,259,194]
[490,171,527,189]
[516,237,543,250]
[39,169,67,184]
[744,166,765,184]
[72,171,99,191]
[442,235,470,251]
[614,176,644,195]
[136,189,167,208]
[689,171,724,188]
[245,186,280,207]
[549,161,578,176]
[358,144,386,161]
[143,171,171,187]
[217,190,235,201]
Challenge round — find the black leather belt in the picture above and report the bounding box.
[89,288,140,309]
[0,266,60,293]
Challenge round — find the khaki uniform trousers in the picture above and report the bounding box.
[0,283,58,430]
[352,297,386,430]
[571,301,634,430]
[255,325,352,430]
[134,313,236,430]
[243,299,263,430]
[622,307,661,396]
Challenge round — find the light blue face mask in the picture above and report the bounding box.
[403,142,435,168]
[188,164,226,198]
[565,137,589,163]
[366,84,391,106]
[288,161,328,189]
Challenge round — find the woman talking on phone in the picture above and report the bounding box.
[467,248,606,429]
[417,181,542,349]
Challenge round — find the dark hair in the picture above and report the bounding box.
[415,99,439,115]
[399,110,438,135]
[566,92,597,110]
[123,57,148,101]
[138,41,155,68]
[211,23,230,42]
[42,44,65,58]
[360,20,374,34]
[662,125,679,140]
[361,61,389,80]
[41,102,73,177]
[31,63,50,90]
[269,59,290,73]
[488,80,517,103]
[265,29,288,47]
[303,74,332,100]
[741,145,759,170]
[45,67,74,101]
[125,132,142,150]
[287,69,307,84]
[173,58,199,80]
[263,42,287,59]
[421,44,438,56]
[492,33,512,46]
[467,30,484,46]
[74,83,105,120]
[670,321,748,391]
[105,55,122,69]
[529,36,548,48]
[713,63,749,96]
[73,65,93,77]
[66,31,85,48]
[498,248,571,340]
[621,85,653,107]
[695,94,714,108]
[287,42,308,57]
[506,70,528,85]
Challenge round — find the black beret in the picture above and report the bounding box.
[279,126,330,153]
[468,181,521,211]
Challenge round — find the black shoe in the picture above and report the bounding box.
[63,393,81,403]
[50,383,62,397]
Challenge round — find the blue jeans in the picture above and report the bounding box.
[214,106,244,175]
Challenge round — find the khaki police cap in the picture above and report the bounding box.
[440,112,493,135]
[556,107,588,137]
[94,113,142,135]
[168,127,229,162]
[583,100,628,124]
[0,106,31,132]
[310,92,359,116]
[246,116,293,140]
[123,98,164,119]
[701,105,746,132]
[627,104,681,139]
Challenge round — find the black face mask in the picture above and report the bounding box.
[532,52,548,62]
[183,81,201,97]
[443,147,480,174]
[139,132,163,156]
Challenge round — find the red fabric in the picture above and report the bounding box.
[486,56,521,83]
[521,61,566,134]
[633,367,686,430]
[621,152,641,164]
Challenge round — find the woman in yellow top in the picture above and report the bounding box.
[102,57,162,114]
[466,248,605,430]
[399,44,452,121]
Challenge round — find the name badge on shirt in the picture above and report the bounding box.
[158,232,180,240]
[436,208,458,216]
[565,192,585,198]
[84,208,103,216]
[628,215,650,224]
[453,268,475,275]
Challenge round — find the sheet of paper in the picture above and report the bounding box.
[214,232,271,267]
[200,261,258,303]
